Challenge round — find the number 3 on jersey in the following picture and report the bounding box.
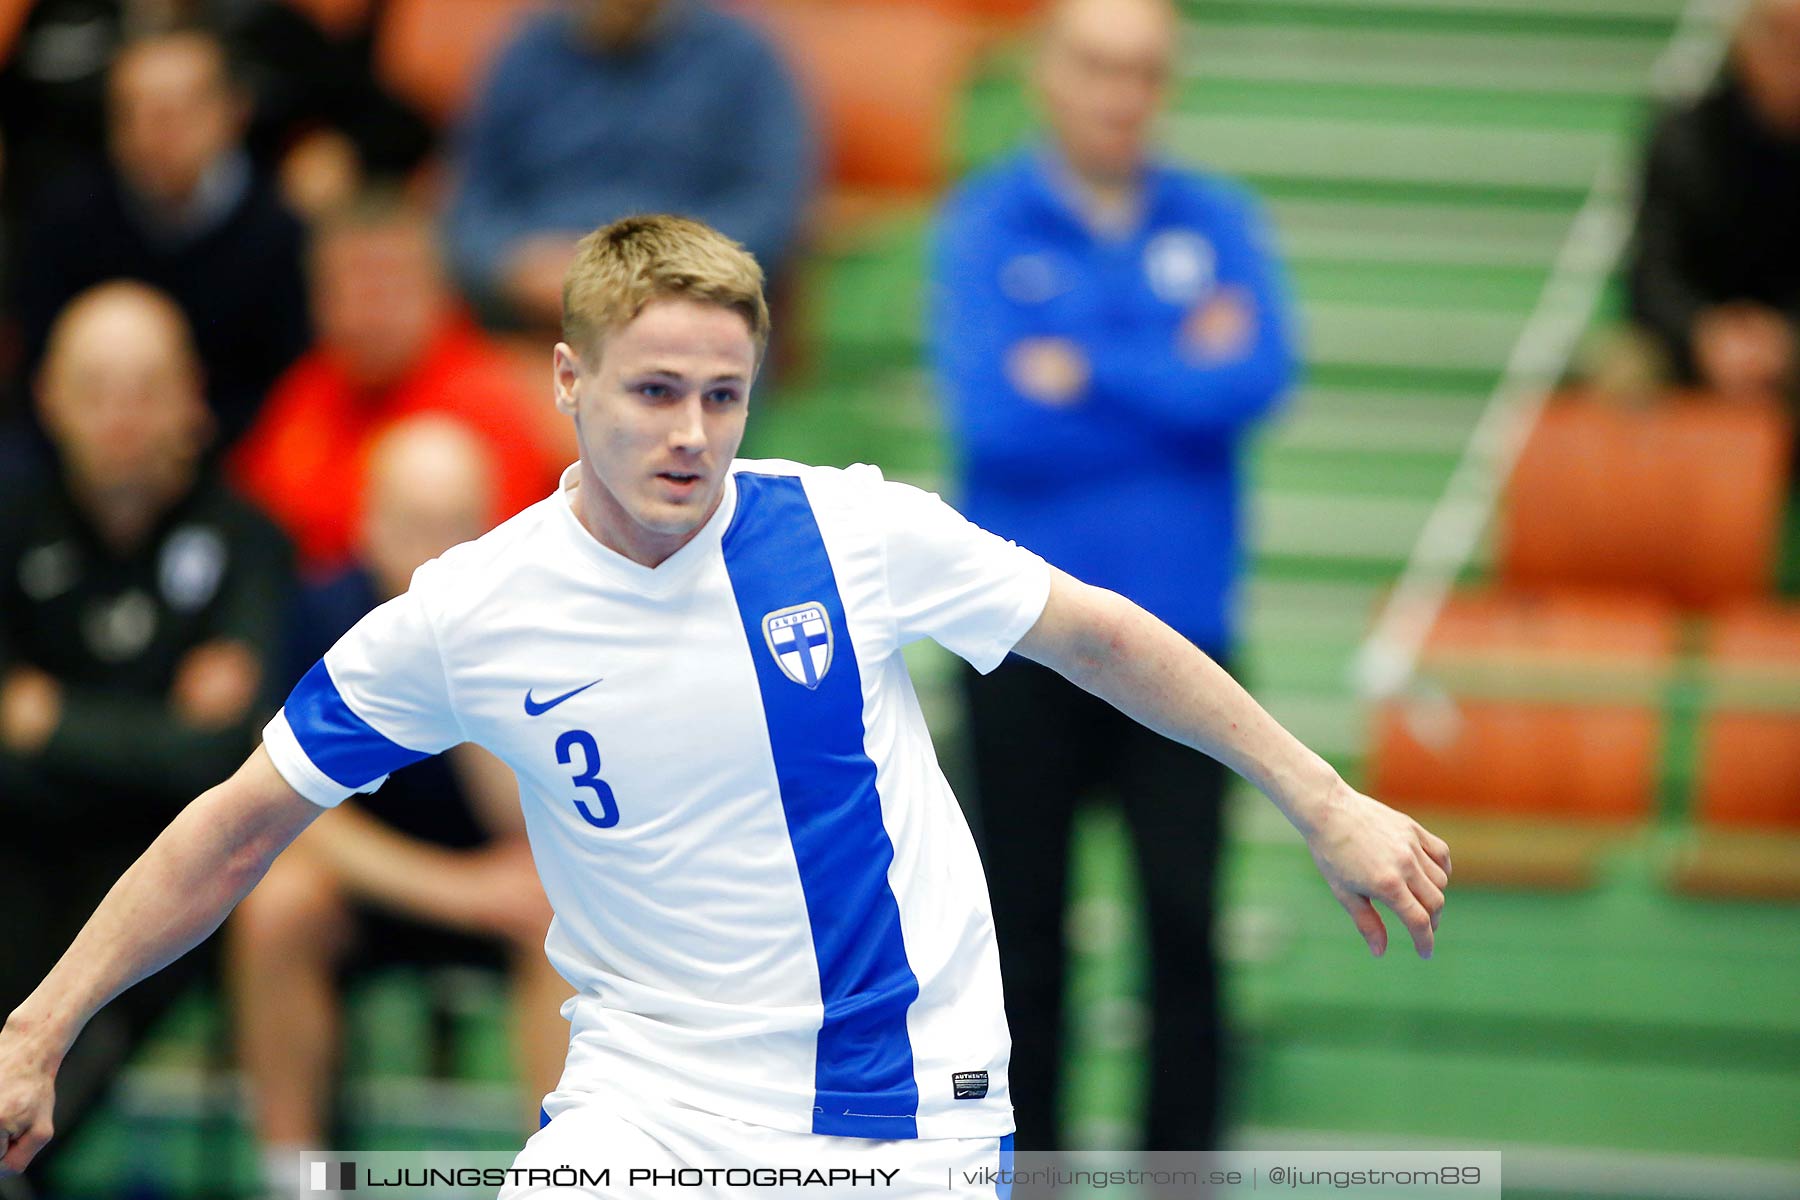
[556,730,619,829]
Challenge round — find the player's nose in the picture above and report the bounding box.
[667,395,708,453]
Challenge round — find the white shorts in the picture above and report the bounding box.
[498,1086,1013,1199]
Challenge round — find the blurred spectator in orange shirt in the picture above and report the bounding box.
[232,190,565,576]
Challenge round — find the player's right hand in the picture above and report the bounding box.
[0,1022,58,1177]
[1301,781,1451,959]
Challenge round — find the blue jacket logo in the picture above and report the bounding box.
[762,602,833,689]
[1144,228,1217,305]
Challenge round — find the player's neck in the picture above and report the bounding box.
[568,461,721,569]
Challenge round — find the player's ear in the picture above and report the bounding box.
[552,342,583,415]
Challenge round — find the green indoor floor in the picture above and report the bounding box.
[42,1,1800,1196]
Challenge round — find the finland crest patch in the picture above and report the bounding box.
[762,601,833,689]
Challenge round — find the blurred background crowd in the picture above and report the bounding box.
[0,0,1794,1198]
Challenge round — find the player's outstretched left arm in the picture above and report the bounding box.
[1013,569,1451,959]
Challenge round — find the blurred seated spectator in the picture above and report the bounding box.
[232,1,436,216]
[231,189,564,576]
[1626,0,1800,592]
[0,1,433,228]
[1626,0,1799,407]
[443,0,812,330]
[0,281,293,1190]
[0,0,147,241]
[11,22,311,449]
[228,414,565,1200]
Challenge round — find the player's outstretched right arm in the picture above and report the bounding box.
[0,746,323,1176]
[1014,568,1451,959]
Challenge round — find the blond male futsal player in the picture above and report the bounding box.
[1,216,1449,1198]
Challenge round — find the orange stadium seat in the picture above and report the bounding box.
[1415,588,1679,703]
[745,1,988,197]
[1667,604,1800,899]
[1500,393,1792,609]
[1373,699,1659,823]
[1371,590,1675,825]
[375,0,551,126]
[1695,604,1800,830]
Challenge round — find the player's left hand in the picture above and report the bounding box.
[1300,781,1451,959]
[0,1017,59,1177]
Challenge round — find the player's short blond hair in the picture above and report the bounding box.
[562,214,770,366]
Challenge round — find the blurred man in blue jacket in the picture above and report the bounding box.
[444,0,813,331]
[929,0,1297,1151]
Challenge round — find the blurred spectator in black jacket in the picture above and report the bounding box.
[1627,0,1800,405]
[11,22,311,448]
[234,3,435,211]
[0,281,293,1190]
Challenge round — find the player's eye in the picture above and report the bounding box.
[636,382,674,400]
[705,387,743,405]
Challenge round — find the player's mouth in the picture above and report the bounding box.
[655,470,703,498]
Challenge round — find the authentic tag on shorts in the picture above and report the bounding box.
[952,1070,990,1100]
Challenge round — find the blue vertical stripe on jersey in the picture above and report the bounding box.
[722,472,922,1139]
[996,1134,1014,1198]
[283,659,429,788]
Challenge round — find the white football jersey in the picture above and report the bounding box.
[263,459,1051,1141]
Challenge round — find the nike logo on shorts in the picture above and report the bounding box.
[524,679,603,716]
